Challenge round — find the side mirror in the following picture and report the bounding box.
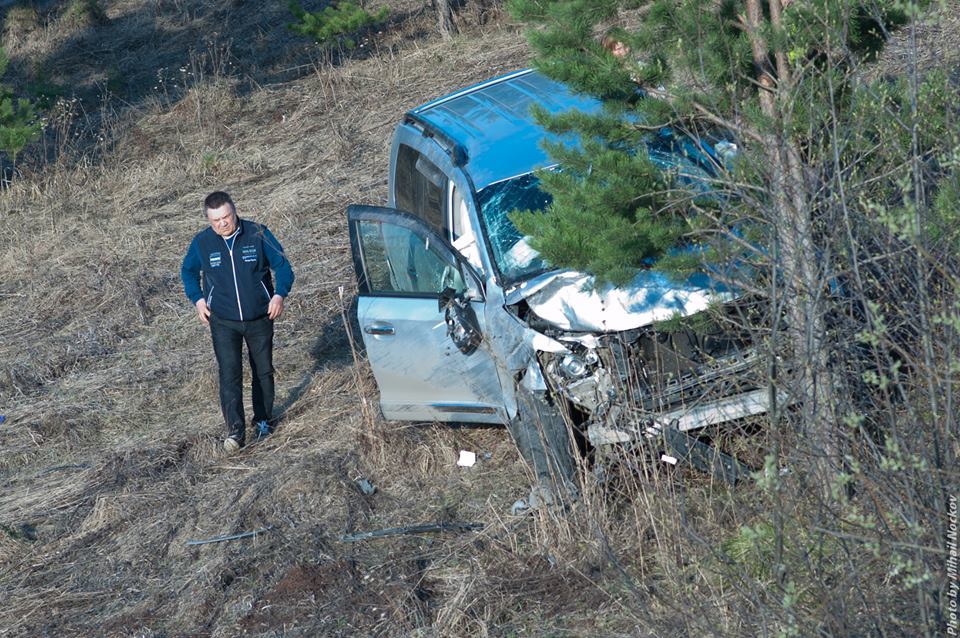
[438,287,482,355]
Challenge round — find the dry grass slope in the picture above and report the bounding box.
[1,0,957,636]
[0,1,588,636]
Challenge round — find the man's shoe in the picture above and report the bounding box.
[254,420,272,441]
[223,435,242,453]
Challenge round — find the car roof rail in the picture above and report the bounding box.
[403,112,469,167]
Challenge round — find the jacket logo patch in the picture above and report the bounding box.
[241,245,258,263]
[209,251,222,267]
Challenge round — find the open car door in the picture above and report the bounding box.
[347,205,507,423]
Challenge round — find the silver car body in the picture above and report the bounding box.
[348,69,769,447]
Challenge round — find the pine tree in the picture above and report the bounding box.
[507,0,959,493]
[0,47,42,167]
[288,0,389,50]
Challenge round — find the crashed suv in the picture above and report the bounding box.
[347,69,767,491]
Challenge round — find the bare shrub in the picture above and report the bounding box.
[61,0,109,28]
[504,9,959,635]
[2,5,41,45]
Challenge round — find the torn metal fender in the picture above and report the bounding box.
[481,276,569,419]
[521,358,549,393]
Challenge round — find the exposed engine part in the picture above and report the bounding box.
[539,305,767,443]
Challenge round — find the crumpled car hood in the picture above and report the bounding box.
[506,269,729,333]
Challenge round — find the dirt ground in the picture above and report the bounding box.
[1,1,957,636]
[0,1,615,636]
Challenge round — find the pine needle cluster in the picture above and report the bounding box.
[0,47,42,166]
[288,0,390,50]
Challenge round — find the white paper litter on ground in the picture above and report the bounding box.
[457,450,477,467]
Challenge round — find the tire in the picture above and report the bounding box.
[507,385,578,498]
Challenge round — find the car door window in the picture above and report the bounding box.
[357,220,465,295]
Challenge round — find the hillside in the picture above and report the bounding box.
[0,1,957,636]
[0,2,558,635]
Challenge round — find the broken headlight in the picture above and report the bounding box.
[557,352,598,379]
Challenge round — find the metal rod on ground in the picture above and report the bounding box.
[186,525,274,546]
[340,522,483,543]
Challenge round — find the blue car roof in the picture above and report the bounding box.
[410,69,603,190]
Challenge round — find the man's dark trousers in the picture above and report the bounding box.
[209,313,274,444]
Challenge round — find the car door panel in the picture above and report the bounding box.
[348,205,507,424]
[358,296,506,422]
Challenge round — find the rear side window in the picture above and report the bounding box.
[394,144,445,232]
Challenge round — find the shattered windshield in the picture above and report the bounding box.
[476,172,553,285]
[645,128,735,198]
[476,130,735,286]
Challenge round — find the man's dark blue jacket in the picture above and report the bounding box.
[181,218,294,322]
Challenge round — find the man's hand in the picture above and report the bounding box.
[268,294,285,320]
[195,299,211,326]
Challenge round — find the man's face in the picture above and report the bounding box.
[207,203,238,237]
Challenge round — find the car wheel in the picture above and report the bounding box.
[507,384,579,502]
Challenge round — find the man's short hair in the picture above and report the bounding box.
[601,27,625,52]
[204,191,235,214]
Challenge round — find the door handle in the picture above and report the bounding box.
[364,323,395,336]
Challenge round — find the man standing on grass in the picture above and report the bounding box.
[181,191,294,453]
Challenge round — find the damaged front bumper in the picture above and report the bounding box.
[532,305,772,449]
[477,267,773,485]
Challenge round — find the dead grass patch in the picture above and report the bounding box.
[3,0,946,635]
